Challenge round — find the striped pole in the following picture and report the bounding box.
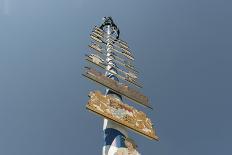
[101,17,128,155]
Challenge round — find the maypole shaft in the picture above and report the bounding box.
[102,19,128,155]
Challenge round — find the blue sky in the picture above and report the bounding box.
[0,0,232,154]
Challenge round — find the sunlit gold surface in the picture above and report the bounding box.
[86,91,159,140]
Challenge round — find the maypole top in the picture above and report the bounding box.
[83,17,159,141]
[100,16,120,39]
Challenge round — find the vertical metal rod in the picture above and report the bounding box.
[102,25,128,155]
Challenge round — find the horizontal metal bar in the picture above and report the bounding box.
[88,43,139,74]
[90,33,134,61]
[94,26,128,47]
[85,55,143,88]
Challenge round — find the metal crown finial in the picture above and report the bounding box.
[100,16,120,39]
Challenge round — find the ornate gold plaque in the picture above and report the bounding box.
[86,91,159,140]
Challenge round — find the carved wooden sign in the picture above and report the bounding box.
[82,67,152,109]
[86,91,159,140]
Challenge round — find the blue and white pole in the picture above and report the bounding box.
[101,18,128,155]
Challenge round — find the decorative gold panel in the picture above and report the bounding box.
[86,91,159,140]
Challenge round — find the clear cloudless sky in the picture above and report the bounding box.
[0,0,232,155]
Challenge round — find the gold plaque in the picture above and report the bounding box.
[86,91,159,140]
